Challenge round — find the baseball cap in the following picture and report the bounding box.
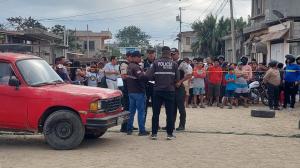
[132,51,142,57]
[147,48,155,54]
[170,48,179,53]
[126,51,132,57]
[162,46,171,52]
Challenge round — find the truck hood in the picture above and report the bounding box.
[39,84,122,100]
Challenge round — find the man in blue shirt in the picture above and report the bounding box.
[283,54,300,109]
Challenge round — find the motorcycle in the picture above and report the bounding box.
[248,79,269,106]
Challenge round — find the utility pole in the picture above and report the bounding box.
[63,27,66,58]
[179,6,182,58]
[87,24,90,58]
[230,0,236,63]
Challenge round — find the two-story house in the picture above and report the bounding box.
[244,0,300,63]
[179,31,197,58]
[74,30,112,58]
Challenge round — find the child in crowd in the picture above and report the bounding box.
[223,67,236,109]
[86,65,101,87]
[192,58,206,108]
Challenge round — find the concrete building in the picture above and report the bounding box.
[243,0,300,63]
[0,28,66,64]
[222,32,244,62]
[179,31,197,58]
[74,30,112,58]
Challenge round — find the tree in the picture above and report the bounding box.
[50,24,82,52]
[7,16,47,31]
[191,15,247,57]
[50,24,65,35]
[0,23,5,30]
[116,26,150,48]
[192,14,218,57]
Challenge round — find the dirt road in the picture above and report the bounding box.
[1,106,300,168]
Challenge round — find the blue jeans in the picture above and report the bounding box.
[127,93,146,133]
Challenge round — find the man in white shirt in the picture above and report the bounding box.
[104,56,120,90]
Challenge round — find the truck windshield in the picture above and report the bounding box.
[17,59,64,86]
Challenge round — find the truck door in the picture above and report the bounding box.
[0,61,27,130]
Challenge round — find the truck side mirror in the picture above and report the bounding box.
[8,76,20,90]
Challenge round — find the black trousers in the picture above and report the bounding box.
[173,86,186,128]
[267,83,279,109]
[152,91,175,135]
[120,82,129,131]
[144,84,154,125]
[284,82,298,108]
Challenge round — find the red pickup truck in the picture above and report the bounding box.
[0,53,129,150]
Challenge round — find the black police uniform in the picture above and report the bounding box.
[173,60,187,129]
[143,58,154,124]
[119,60,130,132]
[146,56,179,136]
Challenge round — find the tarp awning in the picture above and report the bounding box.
[260,29,289,42]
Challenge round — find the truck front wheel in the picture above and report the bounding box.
[85,129,106,139]
[43,110,85,150]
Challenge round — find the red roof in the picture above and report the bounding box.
[0,52,41,62]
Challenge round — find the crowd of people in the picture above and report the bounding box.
[52,47,300,140]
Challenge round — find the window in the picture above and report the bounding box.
[186,37,191,45]
[84,41,95,51]
[0,62,14,85]
[252,0,264,16]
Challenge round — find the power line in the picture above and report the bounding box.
[38,0,163,21]
[215,0,229,17]
[41,3,176,23]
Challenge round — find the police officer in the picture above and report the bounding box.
[119,51,131,132]
[144,47,156,124]
[170,48,192,131]
[146,46,179,140]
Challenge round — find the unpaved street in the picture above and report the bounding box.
[1,106,300,168]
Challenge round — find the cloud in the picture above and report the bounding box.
[0,0,251,47]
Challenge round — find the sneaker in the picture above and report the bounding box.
[133,127,138,130]
[274,107,280,111]
[127,131,133,135]
[161,126,167,130]
[166,134,176,140]
[199,105,205,108]
[192,104,197,108]
[120,129,127,133]
[219,105,224,109]
[176,127,185,131]
[151,134,157,140]
[138,131,150,136]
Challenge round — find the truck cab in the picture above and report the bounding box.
[0,53,129,150]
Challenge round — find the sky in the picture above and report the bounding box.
[0,0,251,47]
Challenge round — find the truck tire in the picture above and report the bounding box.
[251,109,275,118]
[85,130,106,139]
[43,110,85,150]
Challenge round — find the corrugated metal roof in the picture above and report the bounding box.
[260,29,289,42]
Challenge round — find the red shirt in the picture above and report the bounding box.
[207,66,223,85]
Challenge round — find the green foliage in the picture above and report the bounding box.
[116,26,150,48]
[192,15,248,57]
[0,23,5,30]
[50,24,82,52]
[7,16,47,31]
[50,24,65,35]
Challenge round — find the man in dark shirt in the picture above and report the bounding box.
[144,48,156,125]
[126,51,149,136]
[146,46,179,140]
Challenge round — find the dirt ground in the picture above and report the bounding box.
[1,105,300,168]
